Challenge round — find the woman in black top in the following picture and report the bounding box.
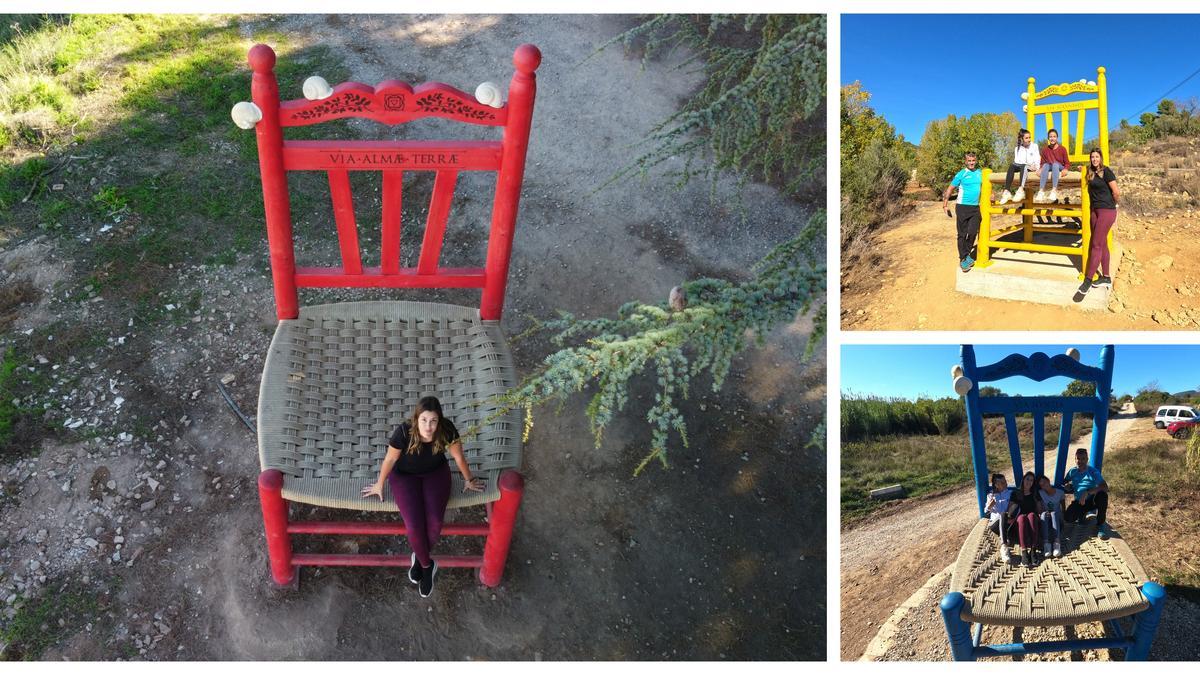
[1077,148,1121,298]
[362,396,483,597]
[1011,471,1044,567]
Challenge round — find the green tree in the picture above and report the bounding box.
[485,16,827,474]
[914,112,1020,197]
[606,15,826,201]
[1063,380,1097,398]
[840,82,910,244]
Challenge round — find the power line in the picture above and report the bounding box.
[1126,64,1200,121]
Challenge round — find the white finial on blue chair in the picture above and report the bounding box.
[953,375,974,396]
[1066,347,1080,361]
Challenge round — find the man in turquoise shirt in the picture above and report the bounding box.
[1063,447,1111,539]
[942,152,983,273]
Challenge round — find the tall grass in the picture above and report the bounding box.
[842,395,965,442]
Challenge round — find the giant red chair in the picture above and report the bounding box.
[232,42,540,587]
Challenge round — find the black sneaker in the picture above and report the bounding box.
[1098,524,1110,540]
[1021,550,1032,567]
[1093,275,1112,288]
[408,552,422,585]
[419,560,438,598]
[1073,278,1092,303]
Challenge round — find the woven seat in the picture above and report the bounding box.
[950,517,1149,626]
[257,300,522,511]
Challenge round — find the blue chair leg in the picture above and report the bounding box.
[940,592,977,661]
[1126,582,1166,661]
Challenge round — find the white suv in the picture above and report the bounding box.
[1155,405,1198,429]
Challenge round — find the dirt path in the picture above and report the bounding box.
[842,201,1200,330]
[840,404,1139,660]
[0,15,823,660]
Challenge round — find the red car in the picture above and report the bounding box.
[1166,419,1196,440]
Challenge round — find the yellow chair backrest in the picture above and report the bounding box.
[1022,67,1108,166]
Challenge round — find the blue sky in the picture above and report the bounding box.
[841,345,1200,400]
[843,14,1200,142]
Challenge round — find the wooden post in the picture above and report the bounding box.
[258,469,296,586]
[249,44,299,320]
[480,44,541,321]
[978,169,992,267]
[479,470,524,587]
[940,592,977,661]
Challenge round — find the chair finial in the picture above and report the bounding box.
[248,44,276,72]
[513,44,542,74]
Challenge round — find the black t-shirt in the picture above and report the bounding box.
[1087,166,1118,209]
[1012,489,1041,516]
[388,419,459,475]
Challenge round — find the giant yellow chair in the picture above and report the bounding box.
[977,67,1113,280]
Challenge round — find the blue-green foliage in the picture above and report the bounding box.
[606,15,826,201]
[491,212,825,474]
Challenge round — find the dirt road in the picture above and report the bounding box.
[842,201,1200,330]
[840,404,1139,660]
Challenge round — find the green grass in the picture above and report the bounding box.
[0,575,108,660]
[0,14,351,326]
[0,346,23,446]
[841,415,1090,524]
[1103,439,1200,596]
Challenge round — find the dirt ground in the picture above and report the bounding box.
[837,405,1200,661]
[0,15,824,660]
[841,196,1200,331]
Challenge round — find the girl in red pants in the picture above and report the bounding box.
[362,396,484,597]
[1011,472,1044,567]
[1076,148,1121,299]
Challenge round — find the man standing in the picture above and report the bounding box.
[1063,447,1110,539]
[942,152,983,272]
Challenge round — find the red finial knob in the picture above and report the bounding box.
[513,44,542,74]
[248,44,276,72]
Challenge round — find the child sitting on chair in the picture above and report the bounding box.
[985,473,1016,564]
[1037,474,1065,558]
[1035,129,1070,203]
[1011,471,1044,567]
[1000,129,1040,205]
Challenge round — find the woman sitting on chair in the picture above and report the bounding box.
[362,396,484,597]
[985,473,1016,564]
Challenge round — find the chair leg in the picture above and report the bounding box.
[1127,582,1166,661]
[479,470,524,587]
[940,592,977,661]
[258,469,296,586]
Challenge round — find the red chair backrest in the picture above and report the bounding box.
[246,43,541,321]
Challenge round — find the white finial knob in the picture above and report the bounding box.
[474,81,504,108]
[1022,105,1028,113]
[1066,348,1080,361]
[1087,81,1096,87]
[951,365,964,378]
[1079,78,1087,84]
[231,101,262,129]
[303,76,333,100]
[1020,92,1028,100]
[953,375,974,396]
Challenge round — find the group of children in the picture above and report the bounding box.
[983,447,1111,567]
[942,130,1121,297]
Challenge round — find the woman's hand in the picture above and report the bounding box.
[463,476,485,493]
[361,481,384,501]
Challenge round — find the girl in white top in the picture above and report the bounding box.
[1038,474,1066,558]
[1000,128,1040,204]
[985,473,1017,563]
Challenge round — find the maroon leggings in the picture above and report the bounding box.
[1085,208,1117,279]
[388,462,451,567]
[1015,512,1040,550]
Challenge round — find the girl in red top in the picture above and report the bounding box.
[1035,129,1070,203]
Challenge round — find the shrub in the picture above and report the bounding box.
[840,82,910,245]
[914,112,1020,197]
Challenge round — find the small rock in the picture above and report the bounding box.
[220,374,236,385]
[140,500,156,512]
[84,538,99,550]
